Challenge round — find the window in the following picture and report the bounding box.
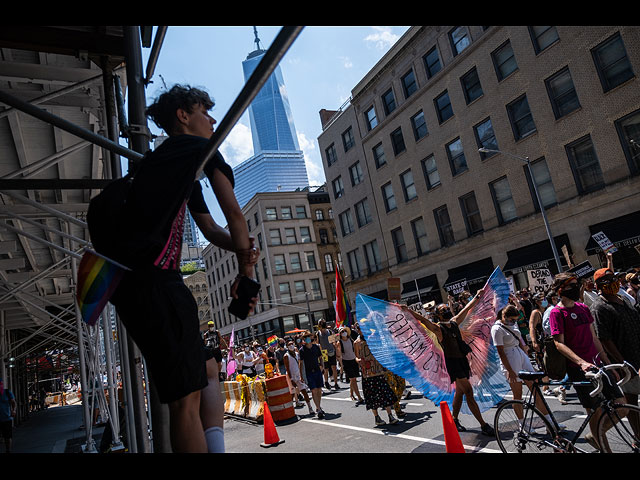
[254,211,259,226]
[446,137,468,176]
[342,127,355,152]
[262,258,268,279]
[421,155,440,189]
[325,143,338,167]
[461,67,483,104]
[435,90,453,124]
[507,95,536,140]
[266,207,277,220]
[381,182,397,212]
[400,169,417,201]
[423,46,442,79]
[300,226,311,243]
[355,198,373,227]
[315,209,324,220]
[310,279,322,300]
[365,106,378,131]
[277,206,290,220]
[373,143,386,168]
[459,191,484,236]
[294,280,305,298]
[324,254,334,272]
[274,254,287,274]
[339,209,355,236]
[411,110,428,141]
[401,69,418,98]
[524,157,557,210]
[332,176,344,199]
[474,117,499,160]
[411,217,429,256]
[449,26,470,56]
[279,282,292,304]
[284,228,296,244]
[546,67,580,119]
[382,88,396,115]
[349,161,364,186]
[434,205,455,247]
[492,40,518,81]
[319,228,329,244]
[347,249,364,279]
[364,240,382,273]
[305,252,317,270]
[591,32,634,92]
[269,229,281,245]
[528,26,559,54]
[391,227,408,263]
[296,206,307,218]
[615,108,640,174]
[490,177,518,224]
[390,127,406,155]
[290,252,302,273]
[565,135,605,194]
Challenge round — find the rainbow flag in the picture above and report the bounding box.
[335,267,351,327]
[76,250,128,326]
[267,335,278,348]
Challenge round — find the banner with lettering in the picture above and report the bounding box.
[356,266,511,413]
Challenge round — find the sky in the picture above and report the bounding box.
[136,26,410,232]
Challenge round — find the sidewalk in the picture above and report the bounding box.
[10,405,104,453]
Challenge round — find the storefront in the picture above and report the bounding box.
[401,274,442,306]
[443,257,495,296]
[584,210,640,271]
[503,233,573,290]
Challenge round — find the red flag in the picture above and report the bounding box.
[335,266,350,327]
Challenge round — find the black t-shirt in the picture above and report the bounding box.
[122,135,233,270]
[299,344,322,374]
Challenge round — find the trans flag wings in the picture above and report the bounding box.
[356,266,511,414]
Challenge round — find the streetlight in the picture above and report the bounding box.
[478,147,564,273]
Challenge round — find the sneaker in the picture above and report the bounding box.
[333,384,340,391]
[454,418,466,432]
[317,408,325,419]
[375,415,386,426]
[355,399,365,406]
[396,410,407,418]
[481,423,495,437]
[388,414,399,425]
[553,387,567,404]
[324,381,331,390]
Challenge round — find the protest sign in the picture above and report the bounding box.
[592,231,618,254]
[444,279,467,296]
[568,260,596,280]
[527,268,553,294]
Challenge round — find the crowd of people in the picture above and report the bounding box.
[209,253,640,448]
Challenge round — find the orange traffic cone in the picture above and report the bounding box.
[440,401,465,453]
[260,401,285,448]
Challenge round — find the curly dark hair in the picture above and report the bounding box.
[145,84,215,135]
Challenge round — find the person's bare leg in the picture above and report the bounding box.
[168,390,207,453]
[200,358,224,430]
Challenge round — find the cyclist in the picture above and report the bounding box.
[549,272,626,450]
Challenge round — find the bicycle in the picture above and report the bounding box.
[494,362,640,453]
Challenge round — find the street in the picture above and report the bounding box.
[223,377,599,454]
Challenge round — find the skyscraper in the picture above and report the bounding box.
[233,27,309,208]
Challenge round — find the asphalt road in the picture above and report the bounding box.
[223,377,601,454]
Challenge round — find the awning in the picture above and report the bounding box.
[503,233,572,275]
[444,257,494,289]
[584,210,640,254]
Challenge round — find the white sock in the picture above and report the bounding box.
[204,426,225,453]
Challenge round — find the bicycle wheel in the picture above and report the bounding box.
[596,403,640,453]
[494,400,558,453]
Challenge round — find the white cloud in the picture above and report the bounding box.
[219,122,253,167]
[298,131,326,187]
[364,26,400,51]
[339,56,353,69]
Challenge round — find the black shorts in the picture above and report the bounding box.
[0,420,12,439]
[445,356,471,383]
[112,268,208,404]
[567,367,624,410]
[205,346,222,363]
[325,353,337,368]
[342,358,360,379]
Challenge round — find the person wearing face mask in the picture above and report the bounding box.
[528,293,548,358]
[549,272,625,450]
[203,321,227,381]
[235,344,257,377]
[283,340,314,415]
[412,288,494,436]
[625,272,640,305]
[299,333,326,419]
[337,326,365,405]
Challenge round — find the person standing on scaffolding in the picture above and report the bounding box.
[110,84,259,453]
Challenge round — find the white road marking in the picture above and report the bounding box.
[300,418,501,453]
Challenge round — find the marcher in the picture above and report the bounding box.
[299,331,326,419]
[0,379,16,453]
[625,272,640,305]
[204,321,227,381]
[528,293,557,398]
[549,272,626,450]
[384,371,407,419]
[275,339,288,375]
[354,334,399,426]
[317,320,339,390]
[410,289,495,436]
[337,326,364,405]
[283,340,314,415]
[109,84,259,453]
[235,344,258,377]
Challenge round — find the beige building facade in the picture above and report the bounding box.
[318,26,640,306]
[202,187,341,345]
[182,270,212,332]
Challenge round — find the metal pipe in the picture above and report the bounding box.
[4,211,91,247]
[145,26,168,85]
[0,89,143,161]
[0,190,87,228]
[0,221,83,259]
[1,141,90,179]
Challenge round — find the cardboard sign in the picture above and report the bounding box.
[568,260,596,280]
[407,302,429,317]
[592,231,618,254]
[387,278,402,301]
[527,268,553,294]
[444,279,467,296]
